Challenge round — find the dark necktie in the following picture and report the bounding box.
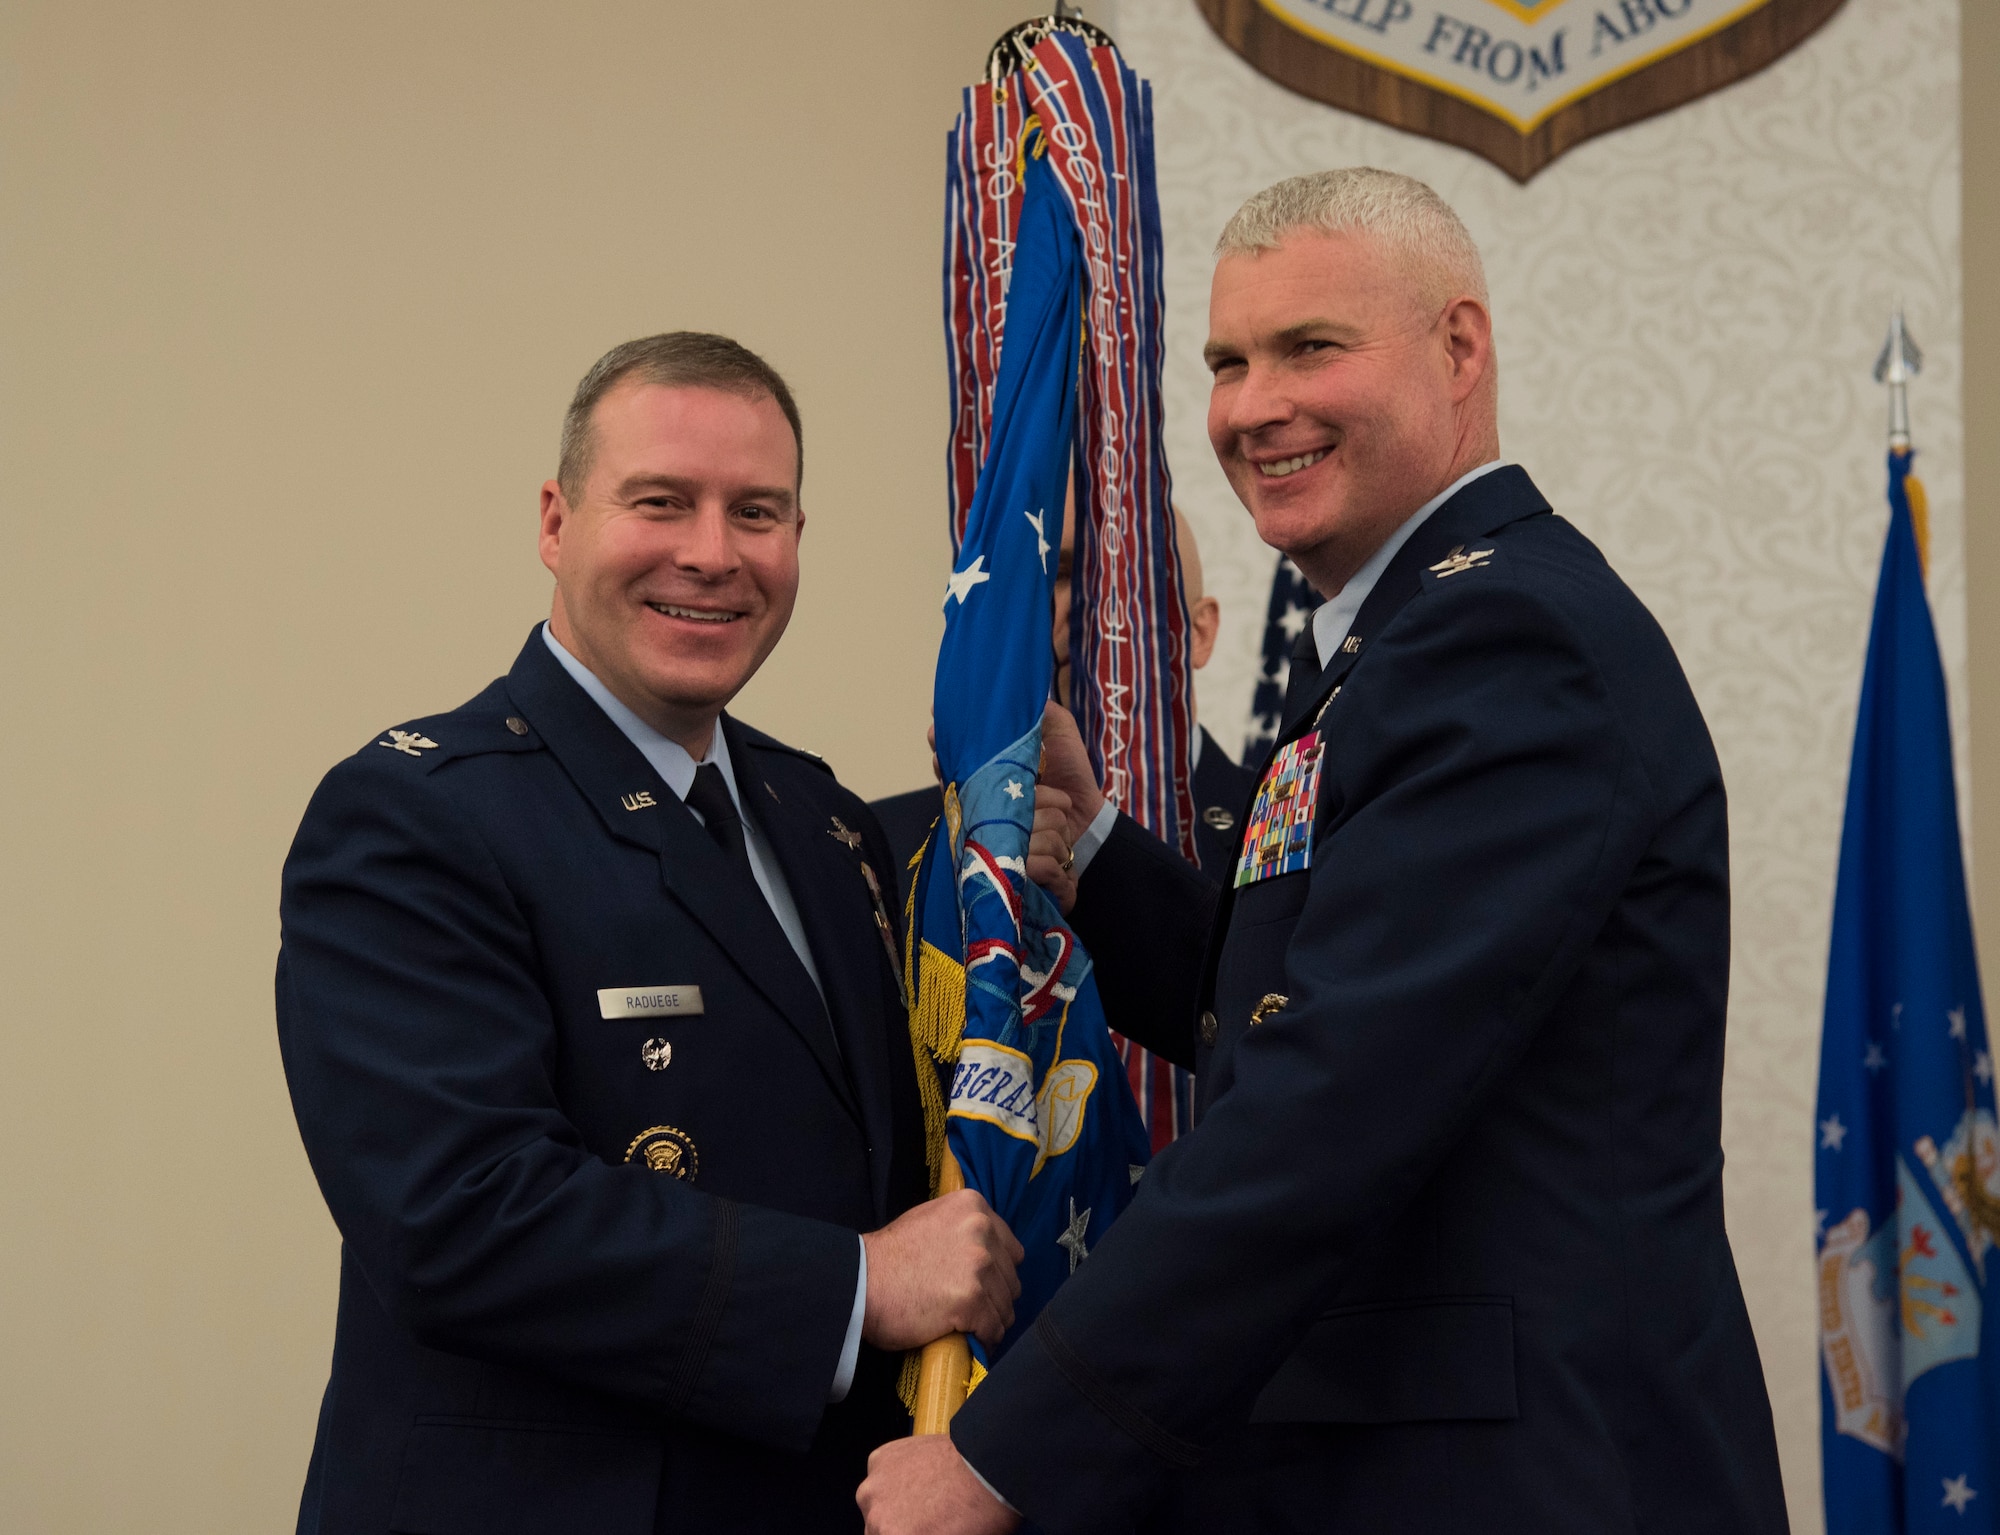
[1281,624,1324,723]
[683,763,752,877]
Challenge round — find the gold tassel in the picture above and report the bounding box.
[1907,471,1931,577]
[910,939,968,1195]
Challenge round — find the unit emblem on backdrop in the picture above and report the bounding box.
[1196,0,1846,179]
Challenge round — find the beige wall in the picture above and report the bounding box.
[0,5,1023,1530]
[2,3,1991,1533]
[1969,0,2000,990]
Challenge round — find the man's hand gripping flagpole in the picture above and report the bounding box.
[911,1150,977,1435]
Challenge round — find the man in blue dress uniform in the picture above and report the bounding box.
[278,333,1022,1535]
[858,171,1788,1534]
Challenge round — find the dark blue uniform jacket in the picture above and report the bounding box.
[276,631,927,1535]
[951,468,1789,1533]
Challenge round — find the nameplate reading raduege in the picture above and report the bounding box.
[597,986,705,1021]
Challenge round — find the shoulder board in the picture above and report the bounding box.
[362,709,542,772]
[739,726,835,777]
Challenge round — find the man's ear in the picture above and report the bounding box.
[1441,296,1493,404]
[538,481,568,578]
[1190,595,1221,671]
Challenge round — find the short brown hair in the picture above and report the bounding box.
[556,331,803,500]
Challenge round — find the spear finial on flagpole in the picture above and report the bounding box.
[1873,301,1931,571]
[1874,300,1924,454]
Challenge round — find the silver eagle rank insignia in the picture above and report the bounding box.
[378,729,439,757]
[1428,546,1495,579]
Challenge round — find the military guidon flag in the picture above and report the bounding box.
[1814,309,2000,1533]
[908,18,1177,1419]
[943,16,1199,1158]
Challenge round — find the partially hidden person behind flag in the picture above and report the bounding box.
[1815,427,2000,1530]
[276,331,1022,1535]
[858,169,1788,1535]
[872,504,1253,907]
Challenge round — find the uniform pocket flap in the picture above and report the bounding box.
[389,1420,661,1535]
[1250,1296,1517,1425]
[1229,869,1309,928]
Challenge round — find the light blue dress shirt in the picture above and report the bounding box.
[540,623,867,1403]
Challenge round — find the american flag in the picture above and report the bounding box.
[1244,553,1322,764]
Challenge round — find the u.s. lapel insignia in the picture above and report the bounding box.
[1429,545,1495,579]
[624,1124,698,1181]
[378,729,439,757]
[829,816,864,852]
[620,790,657,812]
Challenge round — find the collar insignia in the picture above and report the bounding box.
[1429,546,1495,579]
[829,816,864,852]
[378,729,439,757]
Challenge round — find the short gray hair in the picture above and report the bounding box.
[557,331,803,500]
[1216,168,1487,310]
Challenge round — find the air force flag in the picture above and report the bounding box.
[910,143,1150,1375]
[1816,448,2000,1531]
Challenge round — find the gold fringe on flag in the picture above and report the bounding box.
[1907,470,1931,576]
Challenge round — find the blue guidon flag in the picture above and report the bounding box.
[942,27,1197,1160]
[1816,445,2000,1531]
[906,137,1151,1384]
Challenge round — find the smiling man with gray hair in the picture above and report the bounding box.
[858,168,1787,1535]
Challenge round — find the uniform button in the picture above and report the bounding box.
[505,716,529,736]
[1199,1010,1218,1047]
[1201,806,1235,832]
[641,1038,672,1071]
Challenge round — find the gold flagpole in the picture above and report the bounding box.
[911,1152,974,1433]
